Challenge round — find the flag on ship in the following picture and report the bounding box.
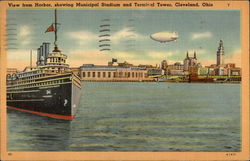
[45,24,55,33]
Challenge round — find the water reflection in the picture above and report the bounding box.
[8,109,71,151]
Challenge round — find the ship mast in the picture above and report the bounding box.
[30,50,32,68]
[53,9,60,52]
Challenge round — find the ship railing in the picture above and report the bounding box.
[7,74,73,89]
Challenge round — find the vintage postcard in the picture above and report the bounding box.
[0,0,249,160]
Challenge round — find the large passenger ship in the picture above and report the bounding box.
[6,9,82,120]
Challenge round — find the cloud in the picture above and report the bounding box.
[19,25,31,37]
[191,31,212,40]
[21,40,31,45]
[67,30,98,45]
[18,25,32,46]
[111,28,144,43]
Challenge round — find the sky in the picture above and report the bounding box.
[7,9,241,70]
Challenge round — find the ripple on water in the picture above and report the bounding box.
[8,82,241,151]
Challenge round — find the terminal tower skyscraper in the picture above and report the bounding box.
[216,40,225,66]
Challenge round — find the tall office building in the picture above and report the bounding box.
[216,40,224,66]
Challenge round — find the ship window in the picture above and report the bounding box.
[136,73,138,78]
[132,72,134,78]
[98,72,101,78]
[88,72,90,77]
[108,72,111,78]
[92,72,95,78]
[103,72,106,78]
[128,72,131,78]
[83,72,86,77]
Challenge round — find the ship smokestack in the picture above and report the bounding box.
[42,42,50,64]
[36,43,50,66]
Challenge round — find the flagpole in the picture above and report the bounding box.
[54,9,57,48]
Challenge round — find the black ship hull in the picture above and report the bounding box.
[7,73,82,120]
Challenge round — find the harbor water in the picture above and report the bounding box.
[8,82,241,151]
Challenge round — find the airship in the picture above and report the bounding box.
[150,31,178,43]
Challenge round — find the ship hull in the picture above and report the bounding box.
[7,74,82,120]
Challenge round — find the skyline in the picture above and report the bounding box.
[7,9,241,70]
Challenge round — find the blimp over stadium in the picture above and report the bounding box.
[150,31,179,43]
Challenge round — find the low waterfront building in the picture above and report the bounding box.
[169,69,184,75]
[228,67,241,76]
[147,68,164,76]
[188,66,199,74]
[168,62,183,70]
[79,64,153,82]
[198,66,209,76]
[167,62,184,75]
[208,63,241,76]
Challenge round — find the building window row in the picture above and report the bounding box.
[81,71,144,78]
